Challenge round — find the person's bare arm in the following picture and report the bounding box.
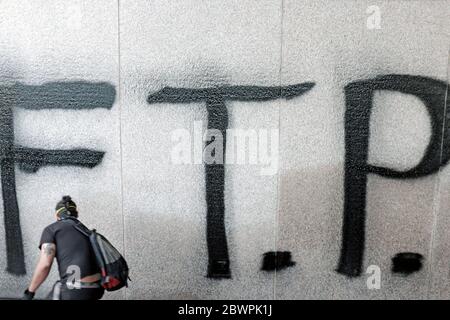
[28,243,56,293]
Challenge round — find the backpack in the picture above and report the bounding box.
[62,217,130,291]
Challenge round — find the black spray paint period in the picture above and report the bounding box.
[0,81,115,275]
[391,252,424,275]
[261,251,296,272]
[148,83,315,278]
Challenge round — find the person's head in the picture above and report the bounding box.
[55,195,78,220]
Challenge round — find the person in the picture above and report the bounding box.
[23,196,104,300]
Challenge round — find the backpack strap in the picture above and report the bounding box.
[60,216,92,237]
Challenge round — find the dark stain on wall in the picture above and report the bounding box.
[148,83,315,278]
[0,81,115,275]
[337,74,450,277]
[261,251,296,272]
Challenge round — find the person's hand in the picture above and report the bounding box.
[22,289,35,300]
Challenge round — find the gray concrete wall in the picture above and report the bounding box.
[0,0,449,299]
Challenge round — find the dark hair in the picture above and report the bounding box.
[55,195,78,218]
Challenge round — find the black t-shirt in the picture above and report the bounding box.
[39,219,99,279]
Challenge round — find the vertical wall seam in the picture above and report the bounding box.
[116,0,127,300]
[426,47,450,299]
[273,0,285,301]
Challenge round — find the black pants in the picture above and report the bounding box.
[52,281,104,300]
